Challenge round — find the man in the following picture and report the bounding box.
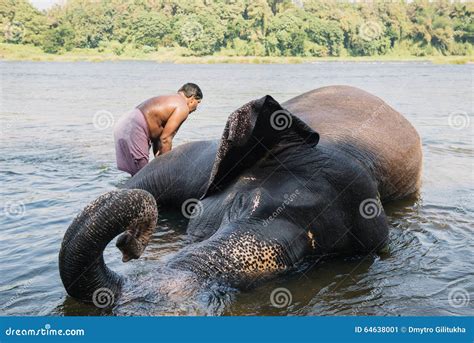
[114,83,203,176]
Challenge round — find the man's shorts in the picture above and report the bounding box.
[113,108,151,176]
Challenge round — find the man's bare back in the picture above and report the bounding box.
[114,83,203,176]
[138,94,185,138]
[138,89,201,156]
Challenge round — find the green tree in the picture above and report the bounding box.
[130,12,171,47]
[266,10,305,56]
[176,14,225,56]
[1,0,472,58]
[305,17,344,56]
[42,23,75,53]
[0,0,47,45]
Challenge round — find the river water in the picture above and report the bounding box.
[0,61,472,316]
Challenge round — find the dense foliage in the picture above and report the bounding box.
[1,0,473,57]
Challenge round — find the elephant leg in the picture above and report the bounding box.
[347,177,389,254]
[353,202,389,253]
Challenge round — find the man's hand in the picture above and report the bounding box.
[152,140,161,157]
[159,107,189,155]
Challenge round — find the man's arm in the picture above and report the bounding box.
[159,107,189,155]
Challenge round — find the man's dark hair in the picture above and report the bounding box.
[178,83,203,100]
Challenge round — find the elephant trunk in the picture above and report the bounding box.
[59,189,157,303]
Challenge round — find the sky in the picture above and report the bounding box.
[29,0,63,10]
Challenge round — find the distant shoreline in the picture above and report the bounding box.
[1,43,472,65]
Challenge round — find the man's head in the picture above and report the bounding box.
[178,83,203,113]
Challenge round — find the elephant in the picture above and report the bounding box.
[59,85,422,308]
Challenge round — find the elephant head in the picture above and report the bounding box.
[59,92,389,305]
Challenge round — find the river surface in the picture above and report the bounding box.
[0,61,472,316]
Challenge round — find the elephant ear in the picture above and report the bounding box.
[201,95,319,198]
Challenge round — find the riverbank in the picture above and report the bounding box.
[1,43,472,64]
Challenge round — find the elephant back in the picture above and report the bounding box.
[283,85,422,201]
